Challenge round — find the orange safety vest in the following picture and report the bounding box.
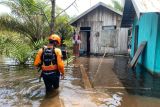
[41,47,58,71]
[34,46,64,75]
[41,64,58,71]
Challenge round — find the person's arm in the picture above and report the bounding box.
[34,48,43,67]
[55,48,65,76]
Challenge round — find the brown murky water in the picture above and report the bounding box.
[77,56,160,107]
[0,56,112,107]
[1,55,160,107]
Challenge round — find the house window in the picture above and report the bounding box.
[80,27,91,31]
[102,26,116,30]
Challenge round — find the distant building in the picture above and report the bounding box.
[121,0,160,73]
[70,2,128,56]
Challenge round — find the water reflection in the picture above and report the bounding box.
[114,56,160,98]
[39,90,63,107]
[0,56,44,106]
[77,56,160,107]
[0,56,111,107]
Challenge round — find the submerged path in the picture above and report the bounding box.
[76,56,160,107]
[1,56,160,107]
[0,56,111,107]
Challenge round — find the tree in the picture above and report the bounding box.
[0,0,73,47]
[0,0,50,43]
[55,7,73,40]
[50,0,56,34]
[111,0,123,12]
[0,0,73,64]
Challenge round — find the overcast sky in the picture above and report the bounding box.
[0,0,124,16]
[56,0,124,16]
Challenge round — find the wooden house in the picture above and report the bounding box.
[70,2,128,55]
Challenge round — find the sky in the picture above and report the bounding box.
[0,0,124,16]
[0,4,11,14]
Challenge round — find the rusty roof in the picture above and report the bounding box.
[132,0,160,18]
[121,0,160,27]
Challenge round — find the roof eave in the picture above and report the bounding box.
[69,2,122,25]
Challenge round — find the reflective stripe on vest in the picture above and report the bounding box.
[42,65,58,71]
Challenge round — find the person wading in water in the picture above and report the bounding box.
[34,34,64,94]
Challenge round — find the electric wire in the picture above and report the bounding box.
[56,0,77,18]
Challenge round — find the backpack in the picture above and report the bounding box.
[42,47,57,66]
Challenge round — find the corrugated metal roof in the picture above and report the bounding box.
[121,0,160,28]
[132,0,160,18]
[70,2,122,25]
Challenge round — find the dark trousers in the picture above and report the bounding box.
[42,71,60,92]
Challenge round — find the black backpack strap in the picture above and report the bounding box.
[52,47,57,65]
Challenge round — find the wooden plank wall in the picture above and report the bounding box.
[76,6,128,54]
[99,28,128,54]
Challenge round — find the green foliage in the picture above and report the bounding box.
[111,0,123,12]
[0,0,50,43]
[63,39,73,58]
[63,39,72,49]
[32,38,48,50]
[55,7,74,41]
[0,0,74,65]
[0,35,11,55]
[29,38,48,60]
[0,0,73,45]
[0,31,32,64]
[56,17,73,40]
[9,42,32,64]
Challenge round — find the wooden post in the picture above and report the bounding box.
[80,64,92,89]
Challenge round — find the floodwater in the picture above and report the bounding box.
[1,55,160,107]
[77,56,160,107]
[114,56,160,107]
[0,56,113,107]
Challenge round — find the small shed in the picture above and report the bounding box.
[70,2,128,55]
[121,0,160,73]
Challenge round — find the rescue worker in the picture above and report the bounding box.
[34,34,64,93]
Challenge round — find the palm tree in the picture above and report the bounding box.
[0,0,73,64]
[0,0,50,43]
